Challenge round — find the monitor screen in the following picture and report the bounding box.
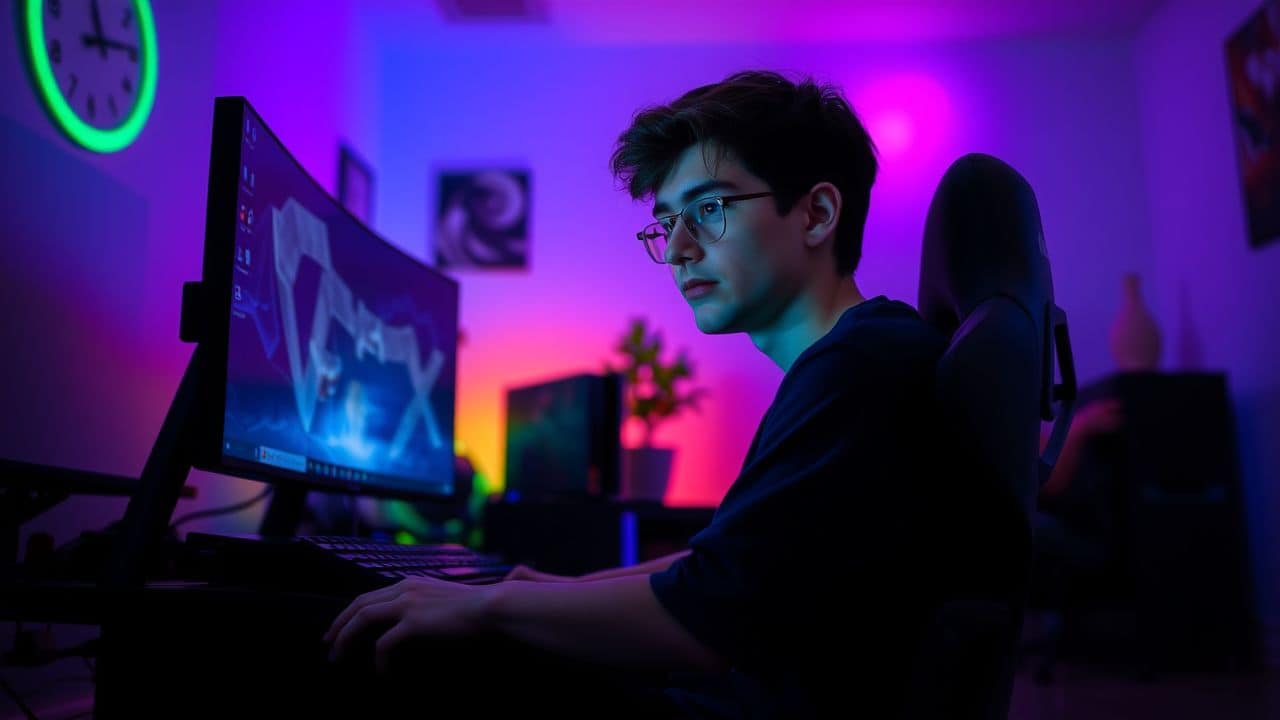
[209,98,457,499]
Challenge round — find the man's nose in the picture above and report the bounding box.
[664,220,702,264]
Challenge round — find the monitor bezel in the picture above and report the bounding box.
[191,96,461,504]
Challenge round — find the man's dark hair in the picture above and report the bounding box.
[611,70,878,276]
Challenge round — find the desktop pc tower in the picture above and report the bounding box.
[503,372,623,501]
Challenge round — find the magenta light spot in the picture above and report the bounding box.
[854,72,954,173]
[871,110,914,156]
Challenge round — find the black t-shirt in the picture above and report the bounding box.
[650,296,948,719]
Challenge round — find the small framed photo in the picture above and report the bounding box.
[337,144,375,225]
[434,168,531,270]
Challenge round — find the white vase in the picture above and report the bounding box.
[620,447,674,503]
[1108,273,1162,372]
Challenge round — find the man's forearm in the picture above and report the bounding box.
[578,549,691,581]
[482,573,726,673]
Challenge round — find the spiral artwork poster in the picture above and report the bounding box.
[434,169,531,270]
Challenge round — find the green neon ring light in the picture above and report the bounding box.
[23,0,158,153]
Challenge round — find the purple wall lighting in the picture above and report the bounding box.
[855,72,955,172]
[1137,0,1280,665]
[0,0,1277,669]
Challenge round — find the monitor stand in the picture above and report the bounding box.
[96,342,209,718]
[94,332,314,716]
[258,485,308,537]
[102,277,316,586]
[101,344,208,591]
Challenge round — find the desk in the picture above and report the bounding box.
[484,498,715,575]
[4,574,677,718]
[1049,371,1255,670]
[2,579,355,716]
[3,579,587,718]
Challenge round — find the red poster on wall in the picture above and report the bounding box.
[1227,1,1280,250]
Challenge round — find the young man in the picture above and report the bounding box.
[324,70,947,718]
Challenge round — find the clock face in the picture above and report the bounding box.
[23,0,157,153]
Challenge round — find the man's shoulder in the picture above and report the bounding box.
[839,295,943,341]
[764,298,944,432]
[801,296,947,376]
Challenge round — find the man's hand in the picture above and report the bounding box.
[503,564,578,582]
[323,577,495,672]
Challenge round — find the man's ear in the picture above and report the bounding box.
[803,182,842,249]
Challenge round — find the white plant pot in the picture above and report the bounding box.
[620,447,674,503]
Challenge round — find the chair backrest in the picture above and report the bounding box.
[906,153,1077,719]
[918,153,1077,512]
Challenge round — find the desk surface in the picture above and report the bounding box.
[5,577,654,718]
[1,578,352,625]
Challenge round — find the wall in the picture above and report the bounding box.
[2,0,1273,682]
[3,3,1170,544]
[368,33,1154,506]
[0,0,380,542]
[1135,0,1280,664]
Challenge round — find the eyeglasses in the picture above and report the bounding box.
[636,192,775,264]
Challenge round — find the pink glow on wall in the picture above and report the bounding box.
[853,72,955,178]
[370,36,1158,508]
[870,110,914,157]
[452,321,611,494]
[545,0,1168,45]
[2,1,1179,530]
[450,313,725,504]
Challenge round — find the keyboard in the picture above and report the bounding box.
[182,532,513,595]
[300,535,512,585]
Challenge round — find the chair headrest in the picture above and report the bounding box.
[918,154,1054,338]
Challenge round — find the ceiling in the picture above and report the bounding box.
[426,0,1171,43]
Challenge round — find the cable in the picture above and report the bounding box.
[168,487,273,531]
[0,670,40,720]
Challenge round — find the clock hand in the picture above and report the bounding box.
[89,0,108,59]
[81,34,139,61]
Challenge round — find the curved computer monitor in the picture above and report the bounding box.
[192,97,458,502]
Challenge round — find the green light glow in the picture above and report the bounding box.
[386,500,432,537]
[24,0,158,153]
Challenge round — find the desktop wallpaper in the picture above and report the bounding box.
[221,106,458,497]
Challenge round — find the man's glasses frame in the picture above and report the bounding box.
[636,191,775,264]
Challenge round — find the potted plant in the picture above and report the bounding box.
[607,318,708,502]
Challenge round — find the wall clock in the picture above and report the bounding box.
[21,0,158,153]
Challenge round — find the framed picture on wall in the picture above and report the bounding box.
[433,168,531,270]
[337,145,375,225]
[1226,0,1280,250]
